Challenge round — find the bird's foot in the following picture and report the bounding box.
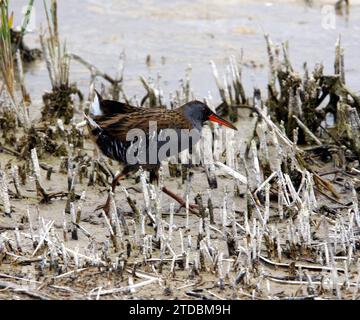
[95,172,128,217]
[176,202,199,214]
[95,197,111,217]
[161,186,199,215]
[126,186,142,193]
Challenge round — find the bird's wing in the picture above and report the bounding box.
[100,99,140,115]
[95,108,192,142]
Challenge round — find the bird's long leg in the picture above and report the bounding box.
[161,186,199,214]
[96,172,128,216]
[110,172,126,192]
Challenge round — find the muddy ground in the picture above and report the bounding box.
[1,107,359,300]
[1,0,360,300]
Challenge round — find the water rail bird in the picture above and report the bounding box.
[85,91,237,215]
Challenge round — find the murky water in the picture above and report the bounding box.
[10,0,360,105]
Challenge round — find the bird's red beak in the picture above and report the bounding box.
[208,114,238,130]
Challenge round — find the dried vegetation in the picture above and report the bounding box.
[1,0,360,300]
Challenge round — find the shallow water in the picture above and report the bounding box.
[10,0,360,105]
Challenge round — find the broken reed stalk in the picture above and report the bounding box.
[30,148,48,201]
[121,185,140,222]
[292,115,322,146]
[140,76,163,107]
[0,170,11,216]
[0,1,30,128]
[16,48,30,106]
[11,164,21,198]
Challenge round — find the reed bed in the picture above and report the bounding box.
[0,0,32,129]
[40,0,82,125]
[1,0,360,300]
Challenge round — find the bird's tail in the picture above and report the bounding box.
[90,90,103,116]
[83,112,101,134]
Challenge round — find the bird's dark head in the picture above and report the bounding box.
[183,100,238,131]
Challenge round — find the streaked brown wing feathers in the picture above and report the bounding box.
[95,108,192,141]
